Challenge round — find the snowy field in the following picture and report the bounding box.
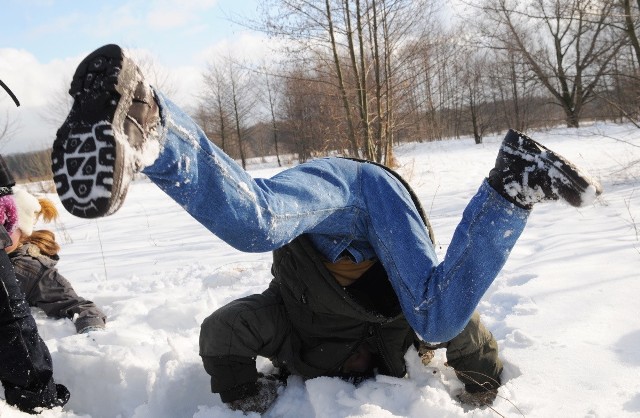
[3,123,640,418]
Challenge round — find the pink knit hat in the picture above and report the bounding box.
[0,194,17,233]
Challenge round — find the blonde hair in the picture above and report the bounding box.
[20,229,60,256]
[19,197,61,256]
[36,197,58,224]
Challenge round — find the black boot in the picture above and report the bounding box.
[488,129,603,209]
[52,44,161,219]
[4,380,70,414]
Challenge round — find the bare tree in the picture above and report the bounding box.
[621,0,640,67]
[327,0,361,157]
[0,108,19,149]
[598,0,640,123]
[5,150,51,182]
[475,0,627,127]
[460,54,496,144]
[199,56,260,169]
[0,80,22,149]
[400,25,479,141]
[38,77,73,132]
[199,61,234,155]
[261,65,284,167]
[259,0,439,164]
[489,47,540,131]
[133,51,179,99]
[228,61,249,169]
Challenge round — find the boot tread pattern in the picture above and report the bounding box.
[52,44,131,218]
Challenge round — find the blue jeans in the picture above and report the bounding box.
[143,92,530,342]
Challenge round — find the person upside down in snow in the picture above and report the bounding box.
[50,44,602,414]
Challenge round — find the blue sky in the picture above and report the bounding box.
[1,0,460,154]
[3,0,258,67]
[0,0,266,153]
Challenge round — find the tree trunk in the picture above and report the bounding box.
[327,0,360,158]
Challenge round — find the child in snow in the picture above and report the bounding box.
[5,189,107,334]
[0,157,69,413]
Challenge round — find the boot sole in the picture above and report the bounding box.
[502,130,603,207]
[52,44,139,218]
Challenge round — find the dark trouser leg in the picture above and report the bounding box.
[443,312,502,392]
[199,284,291,402]
[0,251,59,408]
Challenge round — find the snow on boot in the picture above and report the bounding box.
[488,129,602,209]
[52,44,161,219]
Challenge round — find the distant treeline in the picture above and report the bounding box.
[5,149,52,184]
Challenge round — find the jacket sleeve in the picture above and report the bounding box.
[442,311,503,393]
[14,258,106,333]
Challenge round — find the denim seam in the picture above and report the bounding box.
[357,167,414,313]
[424,182,528,310]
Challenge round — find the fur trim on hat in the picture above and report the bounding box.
[13,189,59,236]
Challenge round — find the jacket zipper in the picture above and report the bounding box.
[370,324,397,376]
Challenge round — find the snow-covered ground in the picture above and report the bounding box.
[3,122,639,418]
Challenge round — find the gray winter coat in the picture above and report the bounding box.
[9,243,106,333]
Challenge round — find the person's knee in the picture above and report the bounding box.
[199,306,237,357]
[199,295,284,358]
[447,312,490,356]
[445,312,503,391]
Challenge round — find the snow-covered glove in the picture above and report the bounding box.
[225,373,287,415]
[0,194,18,234]
[417,344,435,366]
[226,375,284,414]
